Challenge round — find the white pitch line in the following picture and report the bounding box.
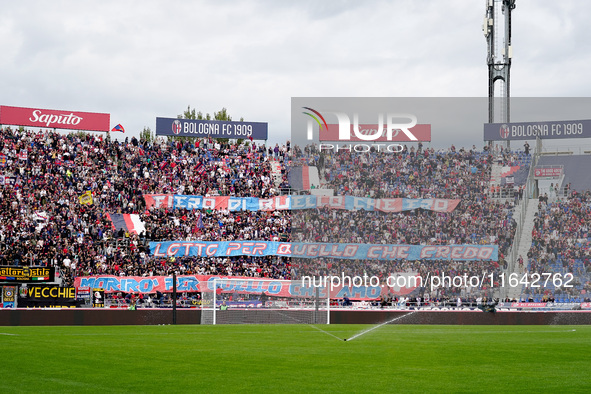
[270,310,344,341]
[0,333,18,336]
[346,328,578,335]
[306,324,346,341]
[47,330,345,337]
[346,311,417,342]
[465,328,577,334]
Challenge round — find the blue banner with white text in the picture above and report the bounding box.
[150,241,498,261]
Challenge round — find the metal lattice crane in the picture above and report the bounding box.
[483,0,516,147]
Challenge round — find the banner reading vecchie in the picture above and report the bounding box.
[0,105,110,132]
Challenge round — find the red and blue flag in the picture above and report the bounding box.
[111,124,125,133]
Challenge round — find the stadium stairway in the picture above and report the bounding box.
[490,164,502,186]
[489,164,503,199]
[507,198,539,300]
[270,161,283,187]
[308,166,321,189]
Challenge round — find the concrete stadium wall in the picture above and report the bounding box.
[1,309,591,326]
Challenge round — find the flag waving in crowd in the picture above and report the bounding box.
[111,124,125,133]
[78,190,93,205]
[107,214,146,235]
[195,162,206,175]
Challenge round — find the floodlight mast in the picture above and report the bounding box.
[484,0,516,148]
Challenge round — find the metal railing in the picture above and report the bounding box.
[540,144,591,155]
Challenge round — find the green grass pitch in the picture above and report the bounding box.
[1,324,590,393]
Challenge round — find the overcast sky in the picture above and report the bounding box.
[1,0,590,148]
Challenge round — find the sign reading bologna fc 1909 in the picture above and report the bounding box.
[484,119,591,141]
[156,117,268,140]
[0,105,110,132]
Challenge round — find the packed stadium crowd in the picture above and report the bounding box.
[290,143,528,199]
[294,257,504,300]
[0,126,290,286]
[290,144,517,301]
[293,204,515,256]
[0,125,530,302]
[523,190,591,302]
[143,209,290,243]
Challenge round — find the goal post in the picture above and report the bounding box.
[200,277,330,325]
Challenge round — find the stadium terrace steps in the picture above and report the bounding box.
[509,198,539,299]
[270,161,283,187]
[490,164,503,186]
[308,166,321,189]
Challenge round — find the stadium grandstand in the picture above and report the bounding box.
[1,123,590,309]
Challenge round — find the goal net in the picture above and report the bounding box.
[200,278,330,325]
